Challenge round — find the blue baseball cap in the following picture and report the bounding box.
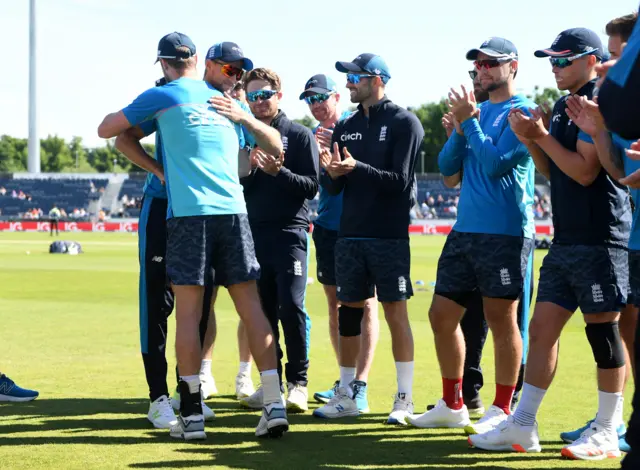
[155,32,196,64]
[335,53,391,83]
[299,74,338,100]
[206,42,254,71]
[466,37,518,60]
[534,28,604,59]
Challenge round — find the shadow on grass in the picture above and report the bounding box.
[0,398,620,470]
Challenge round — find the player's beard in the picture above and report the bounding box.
[350,83,372,103]
[484,78,508,93]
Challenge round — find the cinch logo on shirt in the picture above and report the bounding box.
[341,132,362,142]
[187,106,233,128]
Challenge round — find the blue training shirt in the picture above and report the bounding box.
[122,77,248,218]
[618,134,640,250]
[313,110,353,232]
[438,94,536,238]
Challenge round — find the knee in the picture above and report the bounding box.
[428,298,455,334]
[585,321,626,369]
[339,305,364,337]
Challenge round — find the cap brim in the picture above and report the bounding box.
[298,87,333,100]
[335,61,364,73]
[534,48,573,58]
[466,48,512,60]
[211,55,254,71]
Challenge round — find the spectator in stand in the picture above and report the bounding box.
[0,186,6,196]
[11,190,17,198]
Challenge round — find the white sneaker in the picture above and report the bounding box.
[312,387,359,419]
[386,393,414,425]
[240,386,264,410]
[465,405,509,435]
[199,374,218,399]
[286,383,309,413]
[255,402,289,438]
[561,422,621,460]
[468,415,541,453]
[408,399,470,428]
[147,395,177,429]
[169,414,206,441]
[170,390,215,421]
[236,374,255,399]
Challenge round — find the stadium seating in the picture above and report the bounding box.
[0,175,108,217]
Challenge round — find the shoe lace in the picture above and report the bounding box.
[158,397,176,419]
[392,394,412,411]
[327,388,349,406]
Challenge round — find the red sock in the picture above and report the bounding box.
[493,384,516,414]
[442,377,463,410]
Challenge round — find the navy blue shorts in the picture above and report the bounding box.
[166,214,261,287]
[312,224,338,286]
[435,230,534,301]
[628,250,640,307]
[537,244,628,314]
[335,238,412,303]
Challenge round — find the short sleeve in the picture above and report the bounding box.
[237,101,256,148]
[578,130,594,144]
[139,120,157,137]
[122,88,166,127]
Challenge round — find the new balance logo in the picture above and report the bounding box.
[0,382,14,395]
[398,276,407,293]
[152,256,163,263]
[493,111,507,127]
[592,284,604,303]
[379,126,387,142]
[500,268,512,286]
[335,404,345,412]
[293,260,302,276]
[340,132,362,141]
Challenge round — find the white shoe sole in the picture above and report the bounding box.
[170,429,207,440]
[468,436,541,453]
[468,407,486,417]
[407,417,470,429]
[561,447,620,460]
[0,394,38,402]
[313,409,359,419]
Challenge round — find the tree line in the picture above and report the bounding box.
[0,87,561,174]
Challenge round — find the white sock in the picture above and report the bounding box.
[595,390,623,431]
[395,361,414,400]
[199,359,212,377]
[513,383,547,427]
[238,361,252,377]
[260,369,281,405]
[180,375,200,394]
[339,366,356,398]
[615,396,625,429]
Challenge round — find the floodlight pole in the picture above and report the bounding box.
[28,0,40,174]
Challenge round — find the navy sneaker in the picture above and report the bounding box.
[313,380,339,404]
[352,380,370,413]
[0,374,39,402]
[561,418,627,443]
[619,433,631,453]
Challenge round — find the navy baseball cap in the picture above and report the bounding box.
[299,74,338,100]
[534,28,604,59]
[155,32,196,64]
[206,42,254,71]
[335,53,391,82]
[466,37,518,60]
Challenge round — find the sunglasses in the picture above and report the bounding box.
[304,93,334,105]
[468,70,478,80]
[219,63,244,80]
[246,89,279,103]
[346,73,377,84]
[549,50,597,69]
[474,58,512,70]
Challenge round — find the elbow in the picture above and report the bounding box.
[97,124,113,140]
[114,133,126,152]
[442,176,459,188]
[576,170,600,187]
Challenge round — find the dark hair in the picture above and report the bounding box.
[606,12,638,42]
[163,46,196,71]
[243,68,281,91]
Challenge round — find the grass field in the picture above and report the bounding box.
[0,232,633,469]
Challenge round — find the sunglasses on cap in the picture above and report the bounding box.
[304,93,334,105]
[218,63,244,80]
[346,73,378,84]
[549,50,597,69]
[474,57,513,70]
[468,70,478,80]
[247,89,279,103]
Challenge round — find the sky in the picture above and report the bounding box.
[0,0,637,148]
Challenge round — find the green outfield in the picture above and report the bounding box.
[0,232,632,469]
